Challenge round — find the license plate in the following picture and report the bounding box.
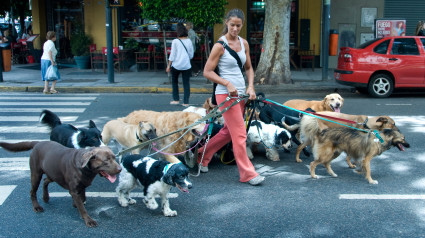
[336,73,340,79]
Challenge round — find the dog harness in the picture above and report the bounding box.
[163,162,182,174]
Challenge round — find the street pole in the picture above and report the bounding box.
[322,0,330,81]
[106,1,114,83]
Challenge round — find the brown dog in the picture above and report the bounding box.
[310,128,409,184]
[0,141,122,227]
[297,112,398,167]
[119,110,206,163]
[283,93,344,112]
[102,120,157,154]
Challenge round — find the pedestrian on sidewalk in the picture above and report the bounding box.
[40,31,60,94]
[197,8,264,186]
[166,23,193,107]
[186,22,200,77]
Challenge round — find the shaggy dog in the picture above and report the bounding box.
[39,109,103,149]
[246,120,292,161]
[102,120,157,154]
[283,93,344,113]
[297,112,398,166]
[310,128,409,184]
[0,141,121,227]
[119,110,206,164]
[116,154,192,217]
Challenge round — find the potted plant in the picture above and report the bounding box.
[70,32,92,69]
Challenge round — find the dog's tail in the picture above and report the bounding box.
[0,141,39,152]
[299,115,320,144]
[39,109,62,129]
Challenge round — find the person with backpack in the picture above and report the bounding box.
[196,8,264,186]
[166,23,194,107]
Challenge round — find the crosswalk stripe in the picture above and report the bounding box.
[0,108,86,113]
[0,157,29,170]
[1,102,91,106]
[339,194,425,199]
[0,97,97,101]
[0,116,78,122]
[0,185,17,205]
[0,126,50,133]
[48,192,179,199]
[0,139,48,143]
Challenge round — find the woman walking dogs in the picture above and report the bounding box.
[197,8,264,186]
[40,31,60,94]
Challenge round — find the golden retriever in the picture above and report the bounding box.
[310,128,409,184]
[283,93,344,112]
[119,110,206,163]
[297,112,398,167]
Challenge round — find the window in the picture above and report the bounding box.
[421,38,425,48]
[373,40,390,54]
[390,38,419,55]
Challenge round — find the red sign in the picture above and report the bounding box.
[375,19,406,38]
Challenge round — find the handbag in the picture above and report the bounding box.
[45,65,59,80]
[211,40,244,105]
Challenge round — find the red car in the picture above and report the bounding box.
[335,36,425,97]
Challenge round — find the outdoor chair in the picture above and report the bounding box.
[90,44,103,72]
[135,50,151,71]
[102,47,122,73]
[299,44,315,71]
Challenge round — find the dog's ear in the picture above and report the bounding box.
[81,150,95,168]
[376,117,389,124]
[162,166,175,186]
[88,120,97,128]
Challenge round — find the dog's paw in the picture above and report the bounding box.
[164,210,177,217]
[331,173,338,178]
[311,175,318,179]
[369,179,379,185]
[84,218,98,228]
[118,197,129,207]
[144,198,158,210]
[296,159,303,163]
[128,198,136,205]
[33,205,44,212]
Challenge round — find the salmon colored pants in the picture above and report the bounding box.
[198,94,258,182]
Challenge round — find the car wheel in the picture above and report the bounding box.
[368,74,393,98]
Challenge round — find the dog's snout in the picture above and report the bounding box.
[336,102,341,107]
[186,179,193,189]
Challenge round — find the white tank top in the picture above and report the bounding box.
[215,36,246,95]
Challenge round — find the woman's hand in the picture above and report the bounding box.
[226,82,238,97]
[166,66,171,73]
[246,85,256,100]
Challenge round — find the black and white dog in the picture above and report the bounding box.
[258,103,314,156]
[39,109,104,149]
[116,154,192,217]
[247,120,292,161]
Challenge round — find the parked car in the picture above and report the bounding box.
[335,36,425,97]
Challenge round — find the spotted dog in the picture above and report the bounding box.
[116,154,192,217]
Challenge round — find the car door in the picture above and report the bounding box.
[387,37,425,85]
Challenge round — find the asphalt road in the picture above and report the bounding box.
[0,91,425,238]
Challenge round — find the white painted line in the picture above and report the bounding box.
[0,116,78,122]
[0,126,49,133]
[385,104,412,106]
[339,194,425,200]
[0,157,29,170]
[0,185,17,205]
[0,108,86,113]
[1,102,90,106]
[49,192,178,199]
[0,97,97,101]
[0,139,48,144]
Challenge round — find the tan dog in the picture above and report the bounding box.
[102,120,157,154]
[310,128,409,184]
[202,97,216,113]
[297,112,398,167]
[283,93,344,112]
[119,110,206,163]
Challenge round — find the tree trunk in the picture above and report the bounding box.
[254,0,292,85]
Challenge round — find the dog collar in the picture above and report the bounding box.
[372,130,384,143]
[136,132,144,142]
[362,118,369,129]
[163,162,182,174]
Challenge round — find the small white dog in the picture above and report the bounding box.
[247,120,292,161]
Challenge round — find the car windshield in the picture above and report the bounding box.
[357,38,381,49]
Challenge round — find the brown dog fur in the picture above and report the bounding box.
[283,93,344,112]
[297,112,398,167]
[102,120,157,154]
[310,128,409,184]
[119,110,206,163]
[0,141,121,227]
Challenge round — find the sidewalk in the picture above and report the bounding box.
[0,63,353,94]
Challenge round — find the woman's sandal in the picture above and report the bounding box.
[170,101,179,105]
[43,90,51,94]
[50,89,59,94]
